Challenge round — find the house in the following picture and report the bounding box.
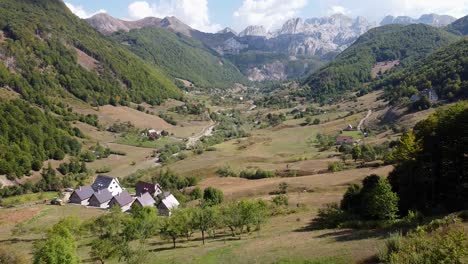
[336,136,355,145]
[108,191,134,212]
[88,189,113,209]
[69,186,94,205]
[344,124,354,131]
[92,175,122,196]
[410,89,439,103]
[135,181,163,197]
[132,192,156,208]
[157,192,180,216]
[147,129,162,140]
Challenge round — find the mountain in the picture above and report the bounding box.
[218,27,237,35]
[375,38,468,104]
[111,28,247,88]
[238,25,269,37]
[446,15,468,36]
[380,14,457,27]
[302,24,460,102]
[0,0,180,106]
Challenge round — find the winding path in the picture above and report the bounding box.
[186,122,216,148]
[357,110,372,131]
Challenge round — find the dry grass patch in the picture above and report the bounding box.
[75,47,98,71]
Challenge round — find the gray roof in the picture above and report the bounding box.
[92,175,115,191]
[135,192,156,207]
[111,191,133,206]
[73,186,94,200]
[91,189,113,204]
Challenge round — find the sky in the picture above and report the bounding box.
[64,0,468,32]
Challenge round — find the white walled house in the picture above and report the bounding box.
[69,186,94,205]
[88,189,113,209]
[92,175,123,196]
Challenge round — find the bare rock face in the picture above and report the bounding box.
[238,25,268,37]
[380,14,457,27]
[246,61,288,82]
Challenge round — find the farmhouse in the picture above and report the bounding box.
[136,181,163,197]
[157,192,180,216]
[92,175,122,196]
[336,136,355,145]
[69,186,94,205]
[147,129,162,140]
[88,189,113,209]
[108,191,134,212]
[133,192,156,208]
[410,89,439,103]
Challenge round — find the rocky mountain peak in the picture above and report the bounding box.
[238,25,268,37]
[218,27,237,35]
[380,13,456,27]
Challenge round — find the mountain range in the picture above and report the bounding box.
[86,12,459,81]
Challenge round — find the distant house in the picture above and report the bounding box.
[344,124,354,131]
[132,192,156,208]
[88,189,113,209]
[157,192,180,216]
[147,129,162,140]
[135,181,163,198]
[108,191,134,212]
[410,89,439,103]
[69,186,94,205]
[92,175,122,196]
[336,136,355,145]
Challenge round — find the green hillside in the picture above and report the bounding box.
[446,15,468,36]
[111,28,247,89]
[0,0,181,106]
[0,99,81,178]
[302,24,459,103]
[375,38,468,104]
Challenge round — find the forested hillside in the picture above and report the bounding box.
[0,100,81,178]
[376,38,468,104]
[0,0,181,106]
[447,15,468,36]
[111,28,247,89]
[302,24,459,102]
[388,102,468,214]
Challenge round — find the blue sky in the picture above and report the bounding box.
[64,0,468,32]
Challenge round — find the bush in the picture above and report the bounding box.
[216,166,238,177]
[272,195,289,207]
[239,169,276,180]
[328,161,344,172]
[203,187,224,206]
[313,203,351,229]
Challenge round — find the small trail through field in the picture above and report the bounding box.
[357,110,372,131]
[186,122,216,148]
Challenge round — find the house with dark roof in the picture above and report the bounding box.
[336,136,355,145]
[132,192,156,209]
[88,189,113,209]
[135,181,163,197]
[92,175,123,196]
[410,89,439,103]
[108,191,134,212]
[157,192,180,216]
[69,186,94,205]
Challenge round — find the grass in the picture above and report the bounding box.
[0,192,57,207]
[341,130,363,139]
[116,134,179,149]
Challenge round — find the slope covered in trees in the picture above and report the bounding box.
[0,0,181,106]
[375,38,468,104]
[388,102,468,215]
[302,24,459,102]
[446,15,468,36]
[111,28,247,89]
[0,100,81,178]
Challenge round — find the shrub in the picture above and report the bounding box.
[313,203,350,229]
[328,161,344,172]
[203,187,224,206]
[239,169,276,180]
[272,195,289,207]
[216,166,238,177]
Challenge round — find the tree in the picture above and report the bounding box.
[124,206,160,242]
[159,209,186,248]
[351,146,362,162]
[90,239,115,264]
[364,178,399,220]
[192,206,220,245]
[33,221,79,264]
[203,187,224,206]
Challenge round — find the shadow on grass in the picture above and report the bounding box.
[0,237,41,243]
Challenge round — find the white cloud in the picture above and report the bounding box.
[233,0,308,31]
[128,0,221,32]
[328,5,350,16]
[316,0,468,21]
[65,2,106,19]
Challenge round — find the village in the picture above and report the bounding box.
[68,175,179,215]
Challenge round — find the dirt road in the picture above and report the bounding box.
[357,110,372,131]
[186,122,215,148]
